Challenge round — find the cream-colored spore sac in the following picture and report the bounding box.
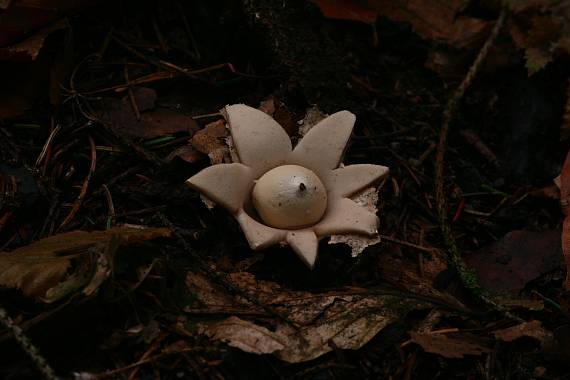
[252,165,327,229]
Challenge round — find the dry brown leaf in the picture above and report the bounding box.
[189,271,428,362]
[369,0,490,49]
[508,3,570,75]
[466,230,563,294]
[0,18,68,61]
[0,226,170,302]
[258,98,297,136]
[0,0,99,46]
[311,0,378,25]
[201,295,421,363]
[98,91,199,140]
[190,119,230,165]
[493,320,549,343]
[410,332,492,358]
[203,316,286,354]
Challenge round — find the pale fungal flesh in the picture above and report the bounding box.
[186,104,389,268]
[252,165,328,229]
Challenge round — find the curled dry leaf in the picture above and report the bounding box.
[0,226,170,302]
[188,271,429,362]
[190,119,230,165]
[409,332,492,358]
[493,320,550,344]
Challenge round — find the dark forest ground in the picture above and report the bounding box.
[1,1,569,379]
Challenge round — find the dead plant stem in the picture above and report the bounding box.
[0,307,59,380]
[433,6,520,321]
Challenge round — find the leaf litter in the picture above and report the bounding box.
[0,0,569,378]
[0,226,170,302]
[188,271,430,363]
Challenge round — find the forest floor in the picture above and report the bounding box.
[1,1,570,379]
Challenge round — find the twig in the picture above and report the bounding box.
[380,234,434,253]
[433,6,521,321]
[58,135,97,230]
[0,307,59,380]
[102,184,115,227]
[35,125,61,170]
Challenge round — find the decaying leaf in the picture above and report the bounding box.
[259,97,297,136]
[369,0,489,49]
[493,320,550,344]
[190,119,230,165]
[0,18,69,61]
[0,226,170,302]
[188,271,428,363]
[98,89,199,140]
[166,144,203,164]
[311,0,378,25]
[0,0,99,46]
[410,332,492,358]
[506,2,570,75]
[524,16,562,75]
[465,230,563,295]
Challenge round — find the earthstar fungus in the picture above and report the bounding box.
[186,104,389,268]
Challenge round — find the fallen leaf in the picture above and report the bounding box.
[98,90,199,139]
[0,226,170,302]
[202,296,422,363]
[189,119,230,165]
[376,245,465,310]
[493,320,549,343]
[369,0,490,48]
[0,44,55,119]
[258,97,297,136]
[188,271,428,362]
[311,0,378,25]
[524,16,561,75]
[0,18,68,61]
[203,316,286,354]
[127,86,157,112]
[465,230,563,295]
[410,332,492,358]
[166,144,203,164]
[0,0,99,46]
